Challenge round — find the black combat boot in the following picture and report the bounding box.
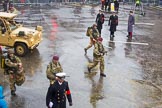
[88,67,91,73]
[100,73,106,77]
[84,48,87,55]
[11,90,16,96]
[110,36,114,41]
[110,35,112,40]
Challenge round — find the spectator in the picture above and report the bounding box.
[108,11,118,40]
[0,86,8,108]
[127,11,135,39]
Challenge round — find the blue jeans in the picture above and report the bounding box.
[0,99,8,108]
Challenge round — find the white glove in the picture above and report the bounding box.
[49,102,53,108]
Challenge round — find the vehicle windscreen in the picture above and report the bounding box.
[9,20,18,31]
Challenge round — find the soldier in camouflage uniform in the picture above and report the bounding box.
[46,55,63,85]
[88,37,107,77]
[5,49,25,96]
[84,24,100,55]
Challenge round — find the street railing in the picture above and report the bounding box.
[9,0,101,7]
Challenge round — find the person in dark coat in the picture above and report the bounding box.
[9,0,13,10]
[96,10,105,36]
[114,0,119,13]
[46,73,73,108]
[108,11,118,39]
[108,0,113,12]
[3,0,9,12]
[127,11,135,39]
[104,0,110,11]
[101,0,105,10]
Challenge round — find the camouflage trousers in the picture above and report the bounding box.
[85,38,96,50]
[9,71,25,91]
[88,57,104,74]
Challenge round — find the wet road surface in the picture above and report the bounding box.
[0,3,162,108]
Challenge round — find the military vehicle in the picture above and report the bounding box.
[0,12,43,56]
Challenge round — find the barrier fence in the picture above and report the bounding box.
[0,0,161,6]
[9,0,99,3]
[12,0,162,6]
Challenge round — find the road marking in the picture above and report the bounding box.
[135,23,155,26]
[120,23,154,26]
[105,40,149,45]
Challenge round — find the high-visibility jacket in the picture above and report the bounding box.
[136,0,140,4]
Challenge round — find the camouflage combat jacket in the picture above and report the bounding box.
[5,55,21,74]
[46,61,63,84]
[89,28,99,40]
[93,42,105,61]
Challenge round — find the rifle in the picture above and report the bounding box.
[100,51,108,56]
[103,45,113,50]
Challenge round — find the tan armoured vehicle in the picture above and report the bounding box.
[0,12,43,56]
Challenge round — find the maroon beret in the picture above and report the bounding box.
[53,55,59,60]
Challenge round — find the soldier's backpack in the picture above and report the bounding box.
[86,27,92,37]
[0,54,9,75]
[1,55,6,69]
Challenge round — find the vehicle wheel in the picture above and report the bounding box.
[15,43,28,57]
